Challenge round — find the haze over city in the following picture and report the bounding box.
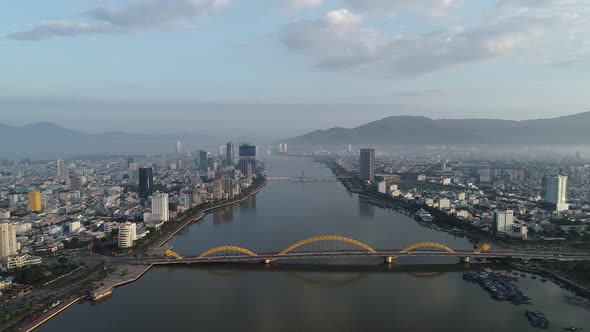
[2,0,590,137]
[2,2,590,332]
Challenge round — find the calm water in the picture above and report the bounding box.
[38,156,590,332]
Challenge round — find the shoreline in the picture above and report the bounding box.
[154,178,267,247]
[321,158,590,300]
[17,178,268,332]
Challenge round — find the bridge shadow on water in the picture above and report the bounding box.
[157,262,509,287]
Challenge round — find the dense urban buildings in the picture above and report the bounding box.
[359,148,375,181]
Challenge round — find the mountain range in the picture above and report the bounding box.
[283,112,590,147]
[0,122,215,159]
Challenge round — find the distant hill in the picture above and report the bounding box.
[0,122,215,159]
[283,112,590,147]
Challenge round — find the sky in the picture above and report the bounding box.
[1,0,590,139]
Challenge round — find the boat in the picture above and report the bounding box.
[525,310,549,329]
[415,209,433,222]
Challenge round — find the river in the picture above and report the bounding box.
[37,155,590,332]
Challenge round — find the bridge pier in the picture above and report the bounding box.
[384,256,393,264]
[460,256,470,263]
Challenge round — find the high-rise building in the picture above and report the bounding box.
[118,222,137,248]
[226,142,234,166]
[239,145,256,174]
[127,157,134,167]
[494,210,514,233]
[545,175,569,212]
[279,143,288,154]
[199,150,209,171]
[359,148,375,181]
[151,192,169,222]
[28,191,42,212]
[175,141,183,154]
[212,180,223,200]
[70,176,84,191]
[222,178,234,199]
[138,167,154,199]
[57,159,69,182]
[0,221,18,257]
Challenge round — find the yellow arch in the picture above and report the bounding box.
[279,236,376,255]
[198,246,258,258]
[401,242,456,253]
[165,249,182,259]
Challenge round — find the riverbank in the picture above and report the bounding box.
[322,158,590,300]
[20,296,81,332]
[14,177,268,332]
[154,177,267,247]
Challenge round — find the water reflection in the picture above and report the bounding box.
[358,197,374,219]
[213,205,235,224]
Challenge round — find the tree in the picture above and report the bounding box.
[57,257,68,265]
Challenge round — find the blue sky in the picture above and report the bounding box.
[1,0,589,139]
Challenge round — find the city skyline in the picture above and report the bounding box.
[2,1,590,137]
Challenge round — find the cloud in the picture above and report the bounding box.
[6,0,230,41]
[279,9,387,68]
[342,0,462,17]
[279,1,590,77]
[288,0,325,11]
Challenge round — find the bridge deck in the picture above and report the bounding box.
[140,250,590,265]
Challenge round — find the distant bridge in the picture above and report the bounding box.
[266,176,341,183]
[146,236,590,265]
[265,170,349,183]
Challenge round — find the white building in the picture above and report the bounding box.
[279,143,288,153]
[0,222,18,258]
[118,222,137,248]
[57,159,69,182]
[417,174,426,182]
[377,181,387,194]
[6,254,42,270]
[545,175,569,212]
[151,192,169,222]
[68,221,81,233]
[494,210,514,233]
[438,198,451,210]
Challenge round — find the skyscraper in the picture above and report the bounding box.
[127,157,134,167]
[279,143,288,154]
[28,191,42,212]
[226,142,234,166]
[359,148,375,181]
[545,175,569,212]
[199,150,209,171]
[494,210,514,233]
[57,159,69,182]
[239,145,257,174]
[151,192,169,222]
[0,221,17,258]
[138,167,154,199]
[212,180,223,200]
[175,141,183,154]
